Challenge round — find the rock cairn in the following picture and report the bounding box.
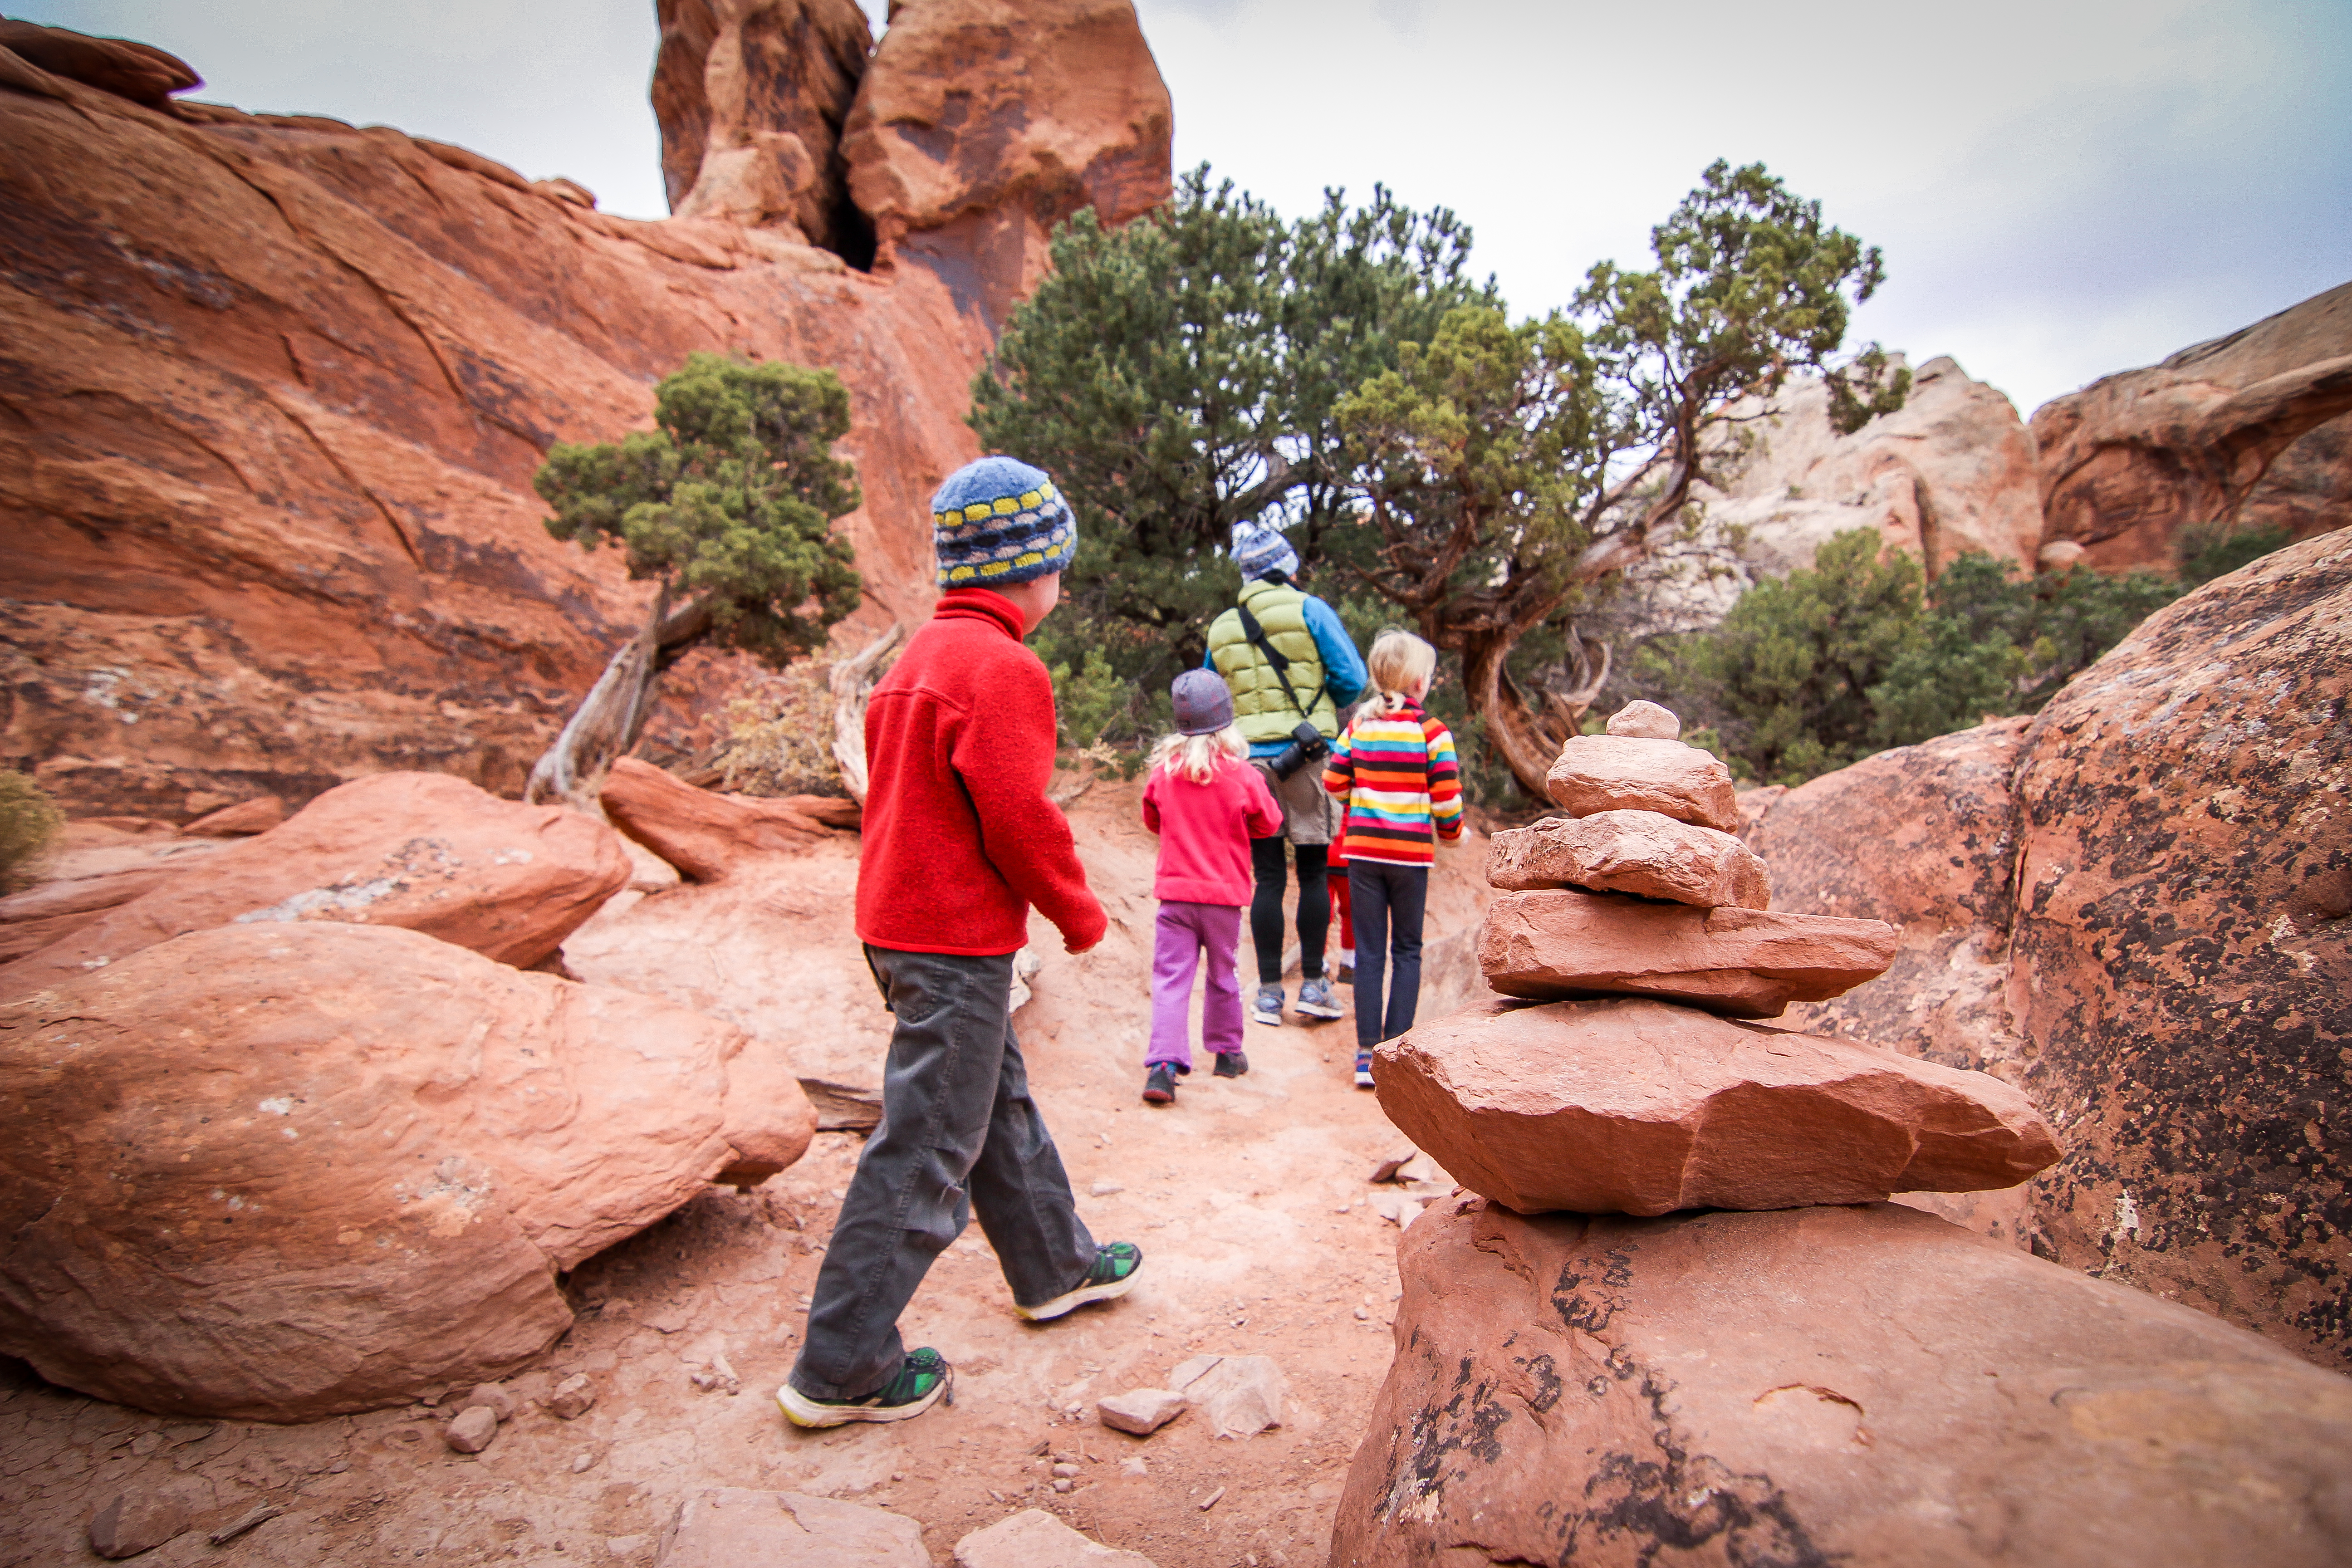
[1377,701,2061,1215]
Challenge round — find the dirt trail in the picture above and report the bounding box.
[0,791,1492,1567]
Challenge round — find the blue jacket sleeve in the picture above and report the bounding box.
[1303,595,1369,708]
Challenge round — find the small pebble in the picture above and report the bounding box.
[1090,1180,1124,1197]
[1052,1477,1074,1494]
[1353,1306,1370,1320]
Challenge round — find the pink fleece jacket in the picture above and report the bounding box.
[1141,755,1282,906]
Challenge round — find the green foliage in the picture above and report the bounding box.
[1048,647,1129,752]
[974,167,1488,741]
[1336,303,1600,644]
[1651,530,1926,785]
[535,352,863,664]
[1575,160,1908,449]
[1646,531,2182,786]
[2178,521,2296,587]
[0,770,63,892]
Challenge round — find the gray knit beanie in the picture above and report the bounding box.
[1228,517,1298,580]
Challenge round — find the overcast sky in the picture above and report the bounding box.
[18,0,2349,417]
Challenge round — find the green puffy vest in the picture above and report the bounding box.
[1207,579,1339,745]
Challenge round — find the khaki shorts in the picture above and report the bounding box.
[1251,755,1336,847]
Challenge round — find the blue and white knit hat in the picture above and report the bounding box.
[931,456,1077,588]
[1229,517,1298,580]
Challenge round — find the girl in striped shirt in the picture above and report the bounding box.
[1321,630,1463,1088]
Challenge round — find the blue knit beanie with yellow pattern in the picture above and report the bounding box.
[931,456,1077,588]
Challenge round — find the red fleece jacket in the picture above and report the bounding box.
[854,590,1107,956]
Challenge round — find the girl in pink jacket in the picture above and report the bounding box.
[1138,670,1282,1104]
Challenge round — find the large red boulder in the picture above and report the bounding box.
[2007,530,2352,1369]
[1736,533,2352,1370]
[1333,1197,2352,1568]
[1377,997,2055,1215]
[0,19,198,108]
[0,773,628,994]
[1739,717,2032,1073]
[0,922,812,1420]
[1477,889,1896,1017]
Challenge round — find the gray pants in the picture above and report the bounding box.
[788,945,1096,1401]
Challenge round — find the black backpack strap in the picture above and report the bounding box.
[1235,603,1325,726]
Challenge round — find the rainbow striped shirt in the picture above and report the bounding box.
[1321,699,1464,866]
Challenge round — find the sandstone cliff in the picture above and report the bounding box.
[0,10,1171,820]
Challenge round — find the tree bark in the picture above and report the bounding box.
[524,586,715,806]
[827,621,904,805]
[1457,622,1614,802]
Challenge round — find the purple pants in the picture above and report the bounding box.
[1147,901,1245,1071]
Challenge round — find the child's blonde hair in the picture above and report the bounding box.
[1366,629,1437,714]
[1147,725,1247,785]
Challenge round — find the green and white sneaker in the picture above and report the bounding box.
[775,1348,952,1428]
[1014,1242,1143,1322]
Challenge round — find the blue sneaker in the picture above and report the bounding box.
[1250,985,1285,1026]
[1295,977,1344,1020]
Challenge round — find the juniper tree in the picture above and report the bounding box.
[969,167,1488,739]
[526,352,862,802]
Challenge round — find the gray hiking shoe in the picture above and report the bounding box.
[1250,985,1285,1026]
[1294,977,1345,1020]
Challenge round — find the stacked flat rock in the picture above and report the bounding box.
[1378,701,2059,1214]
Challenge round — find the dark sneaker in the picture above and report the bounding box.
[1250,985,1285,1026]
[775,1348,952,1428]
[1353,1050,1376,1089]
[1143,1064,1177,1104]
[1212,1049,1249,1079]
[1015,1242,1143,1322]
[1294,978,1344,1019]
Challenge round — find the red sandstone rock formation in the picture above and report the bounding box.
[0,19,197,109]
[0,773,628,995]
[2031,281,2352,572]
[841,0,1173,328]
[1744,531,2352,1370]
[1377,997,2056,1215]
[1738,717,2032,1074]
[1544,735,1739,830]
[1700,353,2048,578]
[0,922,813,1420]
[0,12,1171,820]
[1476,889,1896,1017]
[1486,810,1770,908]
[1334,1197,2352,1568]
[652,0,875,253]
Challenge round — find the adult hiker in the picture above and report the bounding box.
[1204,517,1369,1028]
[778,456,1141,1428]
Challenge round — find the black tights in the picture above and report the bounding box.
[1250,836,1329,984]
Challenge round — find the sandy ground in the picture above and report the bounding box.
[0,786,1494,1567]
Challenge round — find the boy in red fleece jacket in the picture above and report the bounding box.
[779,457,1140,1429]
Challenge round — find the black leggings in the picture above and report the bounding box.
[1348,861,1428,1052]
[1250,836,1329,984]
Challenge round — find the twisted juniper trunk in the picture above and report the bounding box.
[1461,625,1613,802]
[524,585,715,806]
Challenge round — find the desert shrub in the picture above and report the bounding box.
[2179,521,2296,587]
[0,770,64,890]
[1645,531,2180,786]
[713,659,845,797]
